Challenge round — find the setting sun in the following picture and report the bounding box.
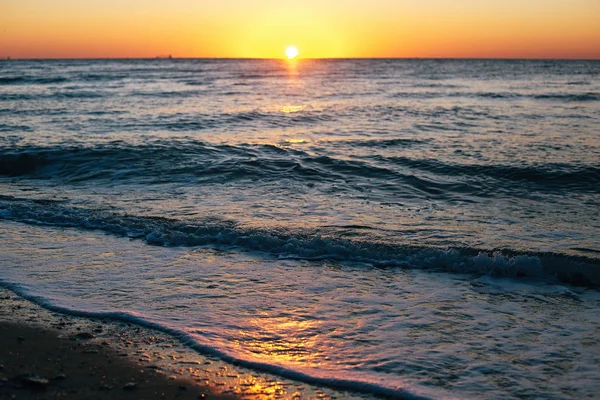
[285,46,299,59]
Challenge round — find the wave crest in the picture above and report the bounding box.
[1,196,598,286]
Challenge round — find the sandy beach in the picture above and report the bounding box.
[0,321,232,400]
[0,287,362,400]
[0,288,235,399]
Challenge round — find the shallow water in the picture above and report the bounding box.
[1,59,599,398]
[1,222,599,399]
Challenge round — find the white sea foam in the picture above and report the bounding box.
[1,196,597,285]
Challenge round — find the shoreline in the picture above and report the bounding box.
[0,287,366,400]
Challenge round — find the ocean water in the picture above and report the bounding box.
[1,59,599,398]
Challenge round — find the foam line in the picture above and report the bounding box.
[0,196,598,286]
[0,280,433,400]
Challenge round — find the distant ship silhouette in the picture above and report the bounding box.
[155,54,173,59]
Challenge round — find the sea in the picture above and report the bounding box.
[1,58,599,399]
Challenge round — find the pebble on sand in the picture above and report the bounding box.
[20,374,50,388]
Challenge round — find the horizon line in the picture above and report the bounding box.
[2,56,600,61]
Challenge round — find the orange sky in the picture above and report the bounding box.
[1,0,599,59]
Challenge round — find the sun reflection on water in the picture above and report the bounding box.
[237,314,323,367]
[280,105,304,113]
[284,138,309,144]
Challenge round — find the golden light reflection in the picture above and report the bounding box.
[285,138,310,144]
[237,315,323,367]
[281,57,301,80]
[280,105,304,114]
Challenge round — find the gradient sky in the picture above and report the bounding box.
[1,0,599,59]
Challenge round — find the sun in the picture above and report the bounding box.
[285,46,299,60]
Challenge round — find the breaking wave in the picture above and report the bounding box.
[0,195,598,286]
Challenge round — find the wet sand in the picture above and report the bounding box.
[0,287,365,400]
[0,320,230,400]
